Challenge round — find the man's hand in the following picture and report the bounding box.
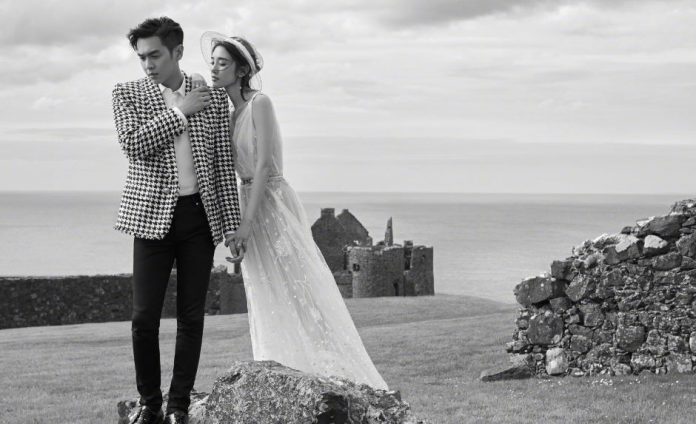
[178,87,211,116]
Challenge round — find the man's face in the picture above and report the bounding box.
[135,36,181,85]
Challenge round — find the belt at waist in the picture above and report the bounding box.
[241,175,284,186]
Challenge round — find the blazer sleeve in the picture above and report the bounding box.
[212,89,242,235]
[112,83,185,162]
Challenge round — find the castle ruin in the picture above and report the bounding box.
[311,208,435,298]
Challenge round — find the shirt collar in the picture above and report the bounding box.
[159,73,186,96]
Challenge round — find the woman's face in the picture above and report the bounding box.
[210,45,241,89]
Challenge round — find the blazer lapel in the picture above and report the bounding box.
[144,77,167,115]
[183,74,212,179]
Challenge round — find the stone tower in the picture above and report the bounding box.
[347,245,405,297]
[311,208,350,272]
[384,217,394,246]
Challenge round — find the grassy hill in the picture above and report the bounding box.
[1,294,694,423]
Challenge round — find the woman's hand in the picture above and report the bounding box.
[232,221,251,251]
[225,222,251,263]
[191,73,208,89]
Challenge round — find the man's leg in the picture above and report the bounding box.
[167,194,215,414]
[132,233,176,410]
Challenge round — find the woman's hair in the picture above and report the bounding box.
[213,38,259,101]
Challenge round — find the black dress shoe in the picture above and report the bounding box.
[163,410,189,424]
[128,405,164,424]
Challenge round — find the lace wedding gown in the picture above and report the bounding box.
[230,91,388,390]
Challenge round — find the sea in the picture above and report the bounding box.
[0,191,689,304]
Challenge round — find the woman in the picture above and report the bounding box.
[198,32,389,390]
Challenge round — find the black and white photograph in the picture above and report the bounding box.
[1,1,696,423]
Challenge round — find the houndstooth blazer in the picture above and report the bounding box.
[112,73,241,245]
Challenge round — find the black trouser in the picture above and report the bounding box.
[131,193,215,414]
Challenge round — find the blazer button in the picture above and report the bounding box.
[163,187,171,195]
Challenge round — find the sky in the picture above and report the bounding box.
[0,0,695,193]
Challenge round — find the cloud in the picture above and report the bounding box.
[31,96,64,110]
[0,0,695,153]
[364,0,690,28]
[373,0,561,27]
[0,0,156,48]
[0,43,123,85]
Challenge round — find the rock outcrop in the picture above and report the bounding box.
[118,360,426,424]
[505,199,696,377]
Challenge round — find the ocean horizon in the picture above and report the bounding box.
[0,191,692,304]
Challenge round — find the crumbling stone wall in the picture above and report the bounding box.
[311,208,351,272]
[0,267,244,330]
[337,209,372,246]
[404,244,435,296]
[507,199,696,377]
[333,270,353,298]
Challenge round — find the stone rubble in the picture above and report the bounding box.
[505,198,696,378]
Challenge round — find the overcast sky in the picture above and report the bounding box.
[1,0,695,193]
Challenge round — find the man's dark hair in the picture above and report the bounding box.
[127,17,183,53]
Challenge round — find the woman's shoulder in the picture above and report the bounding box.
[250,91,274,110]
[249,90,269,101]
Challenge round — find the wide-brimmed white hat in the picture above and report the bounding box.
[200,31,263,76]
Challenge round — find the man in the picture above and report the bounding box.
[112,17,240,424]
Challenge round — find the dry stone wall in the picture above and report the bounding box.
[0,267,245,330]
[507,199,696,377]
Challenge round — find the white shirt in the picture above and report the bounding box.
[160,78,199,196]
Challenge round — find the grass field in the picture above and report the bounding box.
[2,294,696,423]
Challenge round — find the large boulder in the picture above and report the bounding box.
[592,233,625,250]
[549,296,572,313]
[642,235,669,257]
[667,335,689,353]
[638,215,685,238]
[630,353,656,372]
[671,199,696,214]
[568,324,593,339]
[652,252,682,271]
[677,233,696,258]
[665,354,693,374]
[545,347,568,376]
[550,259,573,280]
[566,274,597,302]
[118,361,425,424]
[644,330,668,356]
[603,235,642,265]
[514,276,566,307]
[570,335,592,353]
[578,303,604,327]
[527,313,564,345]
[616,325,646,352]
